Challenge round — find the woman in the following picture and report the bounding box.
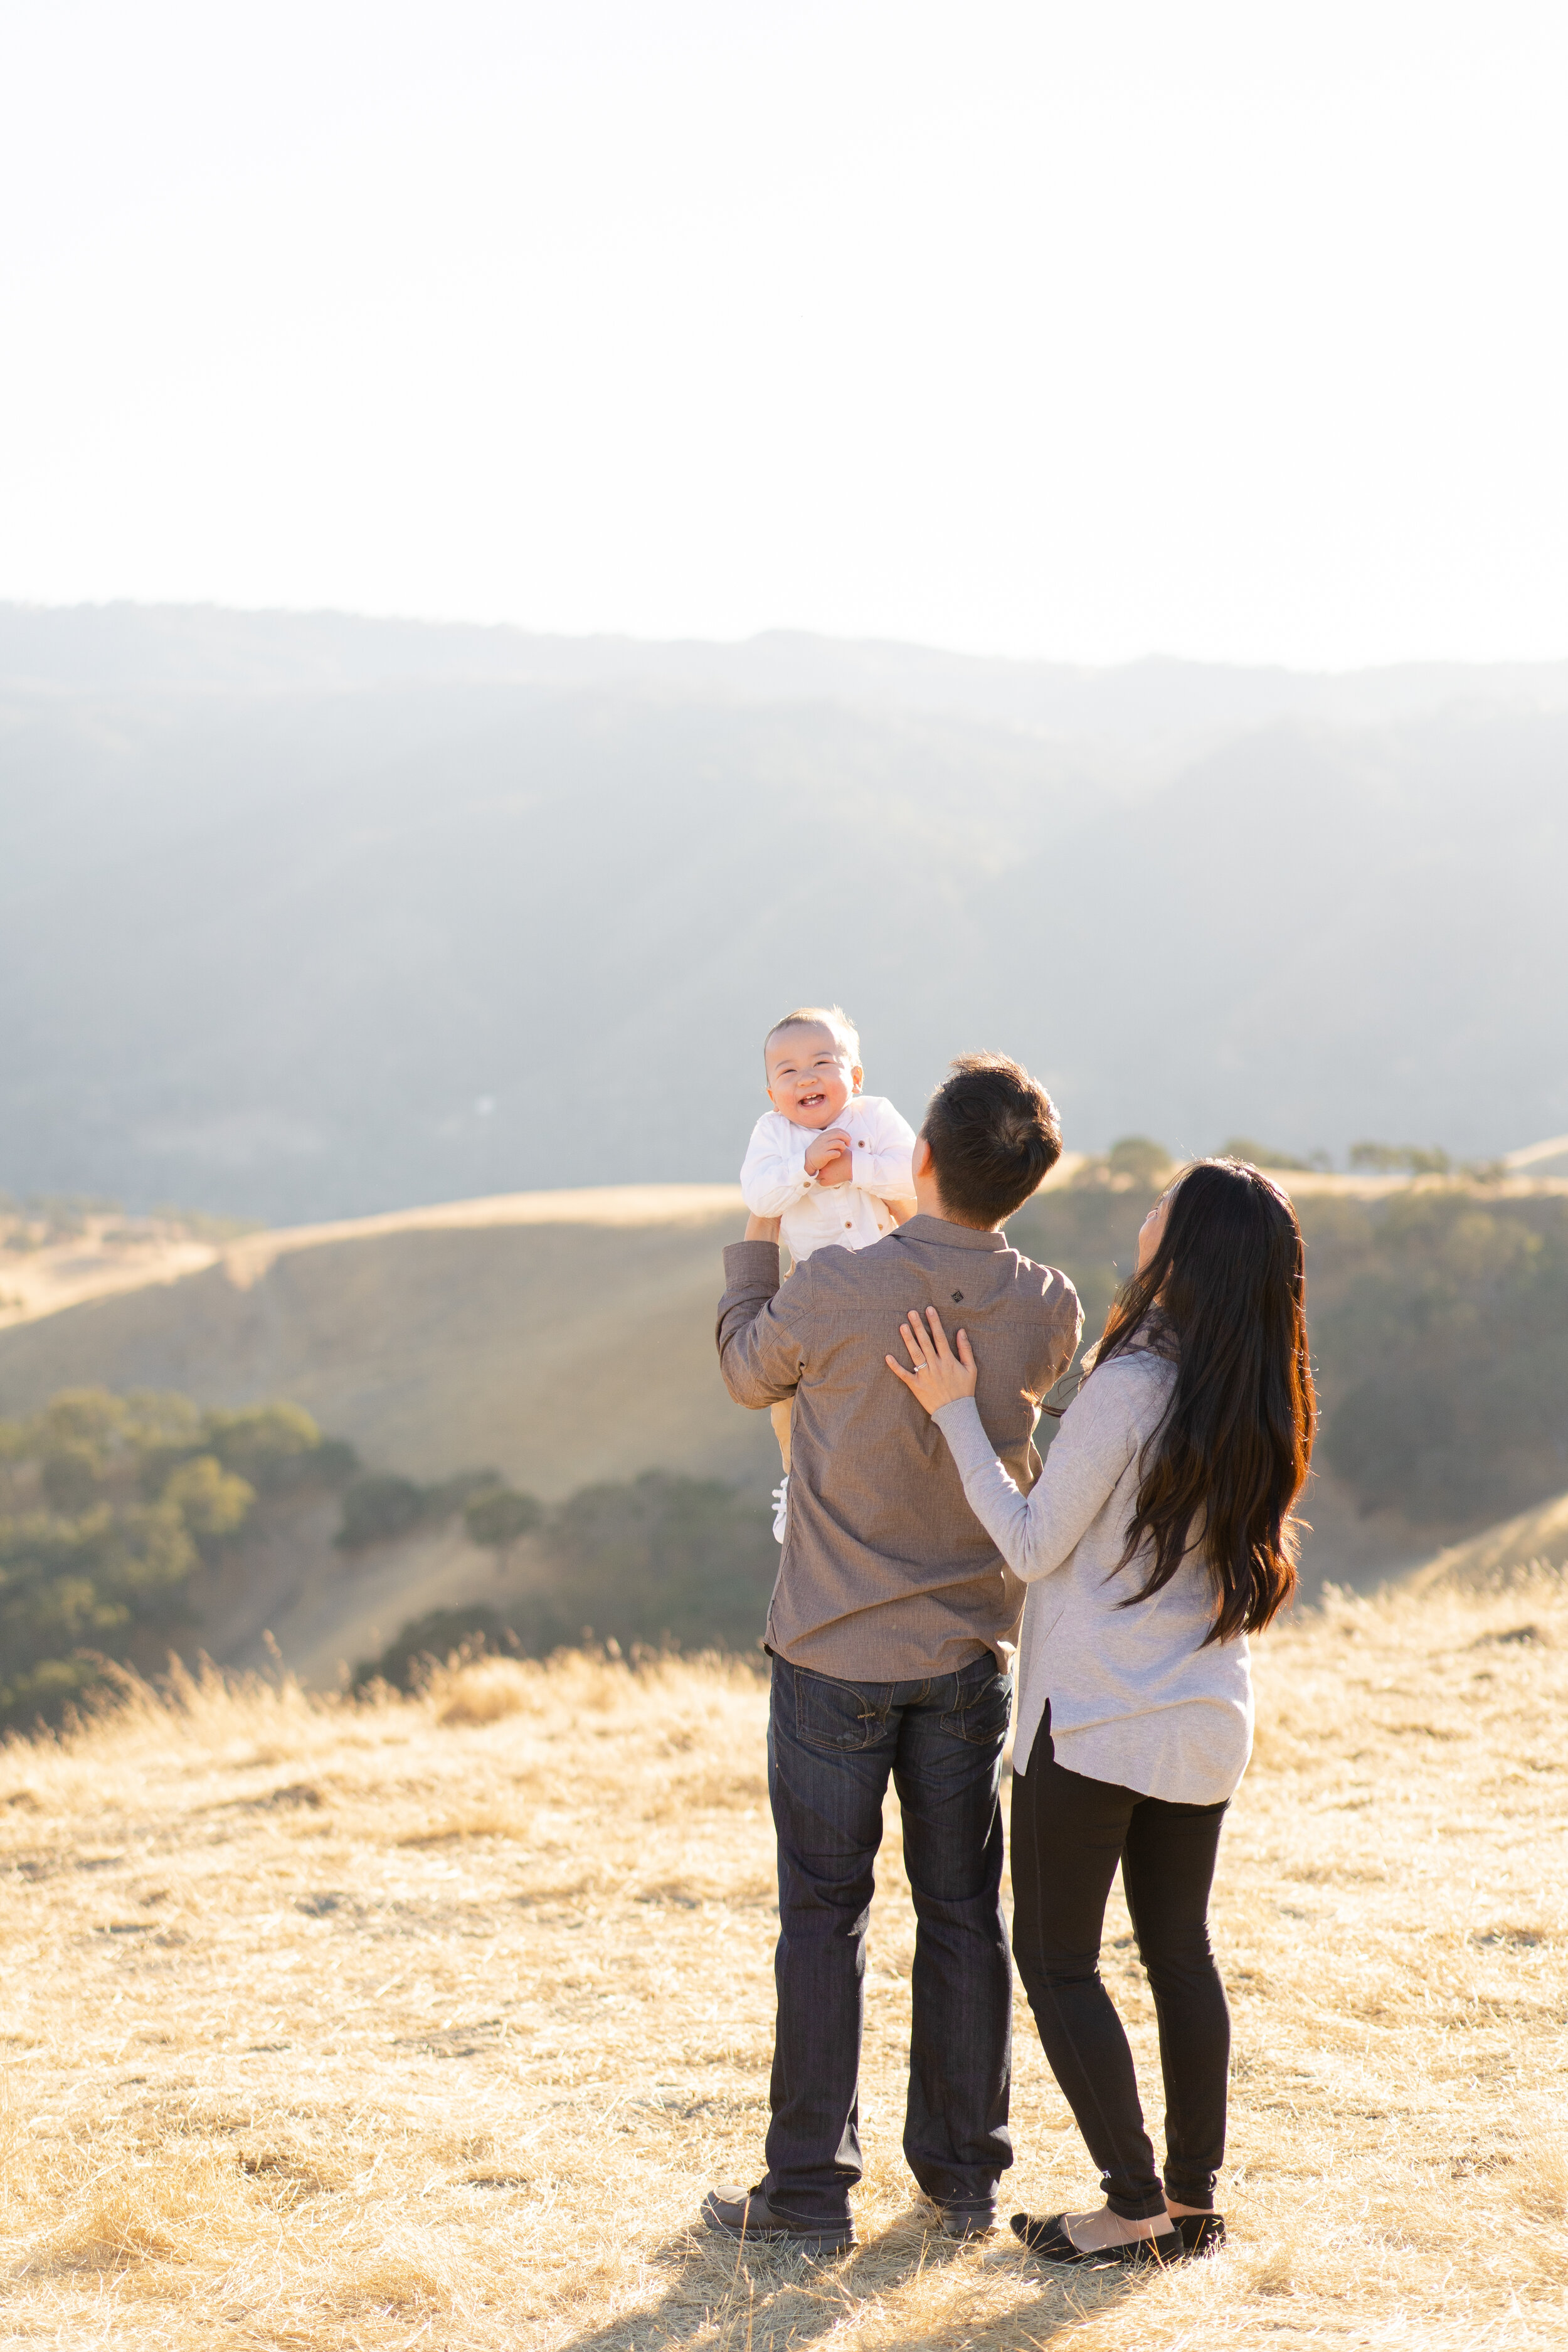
[887,1158,1313,2265]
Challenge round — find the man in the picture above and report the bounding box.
[704,1052,1082,2252]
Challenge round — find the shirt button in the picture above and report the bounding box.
[844,1221,852,1228]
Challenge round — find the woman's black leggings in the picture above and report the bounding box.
[1010,1724,1231,2220]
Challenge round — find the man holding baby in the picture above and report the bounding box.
[706,1030,1079,2251]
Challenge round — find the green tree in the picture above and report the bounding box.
[38,1389,126,1450]
[124,1390,204,1480]
[40,1442,100,1516]
[1348,1141,1451,1175]
[462,1485,544,1573]
[335,1473,425,1550]
[123,1391,204,1446]
[0,1495,198,1729]
[203,1402,322,1490]
[1219,1137,1322,1172]
[0,1382,356,1730]
[312,1438,360,1487]
[1313,1189,1568,1523]
[538,1471,776,1654]
[351,1604,515,1694]
[1106,1136,1173,1184]
[0,1421,26,1510]
[162,1454,255,1548]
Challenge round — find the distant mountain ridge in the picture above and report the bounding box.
[6,599,1568,750]
[1,603,1564,1220]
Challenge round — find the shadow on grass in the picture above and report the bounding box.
[554,2200,1160,2352]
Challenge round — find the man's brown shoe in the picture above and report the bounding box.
[701,2185,854,2254]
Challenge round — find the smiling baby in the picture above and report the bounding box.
[739,1005,916,1535]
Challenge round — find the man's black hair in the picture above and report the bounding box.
[923,1052,1062,1226]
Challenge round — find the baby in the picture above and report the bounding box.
[740,1005,917,1539]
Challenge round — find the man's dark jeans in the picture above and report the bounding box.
[761,1650,1014,2228]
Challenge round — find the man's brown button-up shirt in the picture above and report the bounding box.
[716,1216,1082,1682]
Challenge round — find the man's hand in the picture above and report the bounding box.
[744,1212,782,1243]
[804,1128,853,1184]
[886,1305,979,1414]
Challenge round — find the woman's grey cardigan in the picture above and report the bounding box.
[932,1343,1253,1806]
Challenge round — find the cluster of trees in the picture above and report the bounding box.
[0,1382,771,1725]
[1073,1136,1476,1182]
[331,1468,545,1584]
[0,1387,580,1725]
[1010,1169,1568,1529]
[1348,1141,1453,1175]
[354,1469,779,1689]
[332,1468,536,1553]
[1219,1138,1332,1174]
[0,1194,259,1253]
[1,1193,120,1251]
[1307,1188,1568,1523]
[0,1390,354,1727]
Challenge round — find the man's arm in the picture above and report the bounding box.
[715,1240,810,1408]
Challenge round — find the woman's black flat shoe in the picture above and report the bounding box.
[1172,2212,1226,2256]
[1010,2212,1183,2267]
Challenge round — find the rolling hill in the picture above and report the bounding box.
[1409,1486,1568,1594]
[0,1186,762,1503]
[0,1184,771,1697]
[6,1162,1568,1694]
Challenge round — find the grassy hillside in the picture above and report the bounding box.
[1409,1486,1568,1593]
[0,1574,1562,2349]
[0,1187,770,1503]
[5,1172,1568,1679]
[0,1186,781,1713]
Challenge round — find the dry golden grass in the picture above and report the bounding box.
[1,1582,1565,2349]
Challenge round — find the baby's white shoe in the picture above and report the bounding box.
[771,1475,790,1544]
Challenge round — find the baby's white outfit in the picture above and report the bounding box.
[739,1094,916,1263]
[741,1091,916,1547]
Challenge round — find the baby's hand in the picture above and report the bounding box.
[803,1128,853,1179]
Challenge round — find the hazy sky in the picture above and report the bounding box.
[3,1,1565,666]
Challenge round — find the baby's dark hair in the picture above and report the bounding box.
[922,1052,1062,1225]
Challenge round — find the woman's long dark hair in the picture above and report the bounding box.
[1096,1158,1315,1643]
